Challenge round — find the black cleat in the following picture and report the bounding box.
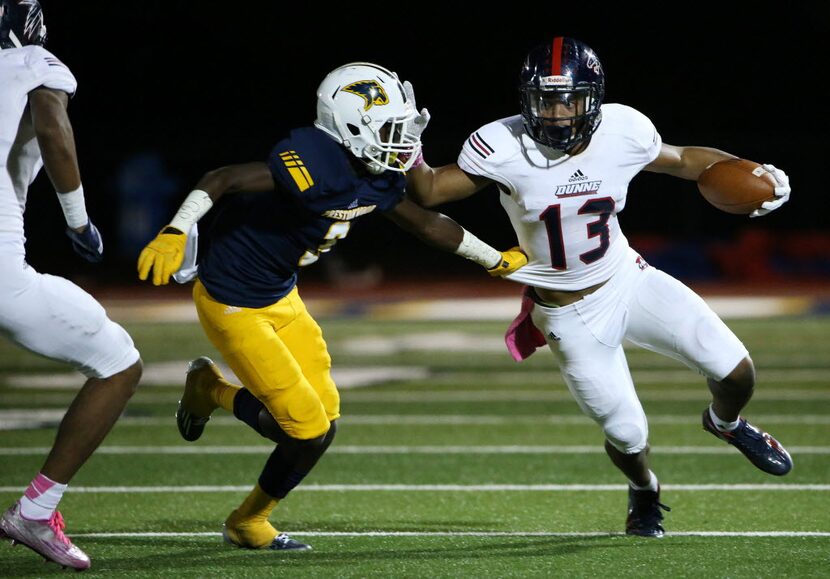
[702,409,793,476]
[626,486,671,538]
[176,357,221,442]
[175,404,209,442]
[268,532,312,551]
[222,524,312,551]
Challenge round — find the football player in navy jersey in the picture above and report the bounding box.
[137,62,525,551]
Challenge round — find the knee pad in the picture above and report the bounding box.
[294,420,337,455]
[319,420,337,452]
[604,419,648,454]
[256,407,289,444]
[258,410,336,452]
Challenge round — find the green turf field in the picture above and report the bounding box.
[1,312,828,577]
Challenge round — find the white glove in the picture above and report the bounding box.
[403,80,430,140]
[750,164,791,218]
[172,222,199,284]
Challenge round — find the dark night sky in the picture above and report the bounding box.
[21,3,830,284]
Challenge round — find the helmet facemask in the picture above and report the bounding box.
[350,109,422,175]
[520,84,602,151]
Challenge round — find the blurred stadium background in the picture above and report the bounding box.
[19,3,829,297]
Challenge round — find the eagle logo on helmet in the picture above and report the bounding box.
[341,80,389,111]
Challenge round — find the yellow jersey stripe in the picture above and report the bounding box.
[298,165,313,185]
[280,150,314,191]
[287,167,313,191]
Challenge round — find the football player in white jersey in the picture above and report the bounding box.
[0,1,142,569]
[405,37,793,538]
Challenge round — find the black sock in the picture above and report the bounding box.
[232,388,263,431]
[258,422,338,499]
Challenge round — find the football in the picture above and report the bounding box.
[697,159,776,214]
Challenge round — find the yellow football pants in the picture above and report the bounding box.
[193,280,340,440]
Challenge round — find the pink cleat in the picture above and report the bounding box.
[0,502,91,570]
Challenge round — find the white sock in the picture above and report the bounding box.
[19,473,67,521]
[709,405,740,432]
[629,470,659,492]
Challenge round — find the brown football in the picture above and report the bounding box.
[697,159,776,214]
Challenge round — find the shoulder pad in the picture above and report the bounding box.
[600,104,661,161]
[458,117,522,177]
[271,146,318,195]
[24,46,77,95]
[268,127,350,198]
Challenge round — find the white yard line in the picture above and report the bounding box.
[4,389,830,406]
[118,414,830,426]
[4,411,830,430]
[69,530,830,538]
[447,369,830,384]
[338,390,830,402]
[5,364,830,391]
[1,445,829,456]
[3,365,428,390]
[2,484,829,493]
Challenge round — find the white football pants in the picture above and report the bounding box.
[529,248,748,454]
[0,254,139,379]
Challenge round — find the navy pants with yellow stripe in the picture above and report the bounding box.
[193,279,340,441]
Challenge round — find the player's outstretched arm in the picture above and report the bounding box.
[400,80,491,207]
[385,197,526,277]
[29,87,103,262]
[644,143,736,181]
[406,162,492,208]
[138,162,275,285]
[645,144,791,217]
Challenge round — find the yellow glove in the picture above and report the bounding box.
[137,226,187,286]
[487,246,528,277]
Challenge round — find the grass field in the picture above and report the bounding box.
[1,305,828,577]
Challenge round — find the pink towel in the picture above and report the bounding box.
[505,287,547,361]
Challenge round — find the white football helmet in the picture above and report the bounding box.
[315,62,421,174]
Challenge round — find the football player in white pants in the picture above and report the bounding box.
[405,37,792,537]
[0,1,142,569]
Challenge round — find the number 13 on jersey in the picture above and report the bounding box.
[540,197,615,270]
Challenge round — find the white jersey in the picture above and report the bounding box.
[0,45,77,255]
[458,104,661,291]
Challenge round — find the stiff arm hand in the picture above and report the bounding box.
[487,246,528,277]
[402,80,430,141]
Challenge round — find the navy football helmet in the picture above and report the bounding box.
[0,0,46,50]
[519,37,605,151]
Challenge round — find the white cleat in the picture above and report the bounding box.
[0,502,91,570]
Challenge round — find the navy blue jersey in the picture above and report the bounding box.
[197,127,405,307]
